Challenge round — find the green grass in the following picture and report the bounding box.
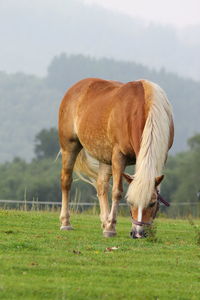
[0,210,200,300]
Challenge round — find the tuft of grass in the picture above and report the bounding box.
[188,217,200,246]
[145,223,159,243]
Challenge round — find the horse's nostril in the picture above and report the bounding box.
[130,230,137,239]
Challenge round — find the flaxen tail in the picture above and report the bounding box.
[74,149,99,187]
[56,149,99,187]
[126,80,173,209]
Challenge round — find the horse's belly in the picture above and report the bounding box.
[78,131,113,164]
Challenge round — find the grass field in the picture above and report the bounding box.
[0,210,200,300]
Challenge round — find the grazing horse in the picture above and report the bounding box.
[58,78,174,238]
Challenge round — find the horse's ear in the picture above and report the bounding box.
[122,173,134,184]
[155,175,164,186]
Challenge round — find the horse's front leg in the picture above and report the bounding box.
[96,163,112,231]
[104,148,126,237]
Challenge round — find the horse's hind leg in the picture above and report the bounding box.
[104,147,126,237]
[97,163,112,230]
[60,145,81,230]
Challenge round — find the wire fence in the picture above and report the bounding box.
[0,199,199,218]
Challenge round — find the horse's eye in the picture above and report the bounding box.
[148,201,157,208]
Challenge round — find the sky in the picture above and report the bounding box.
[0,0,200,76]
[84,0,200,28]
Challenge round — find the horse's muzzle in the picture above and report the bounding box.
[130,229,147,239]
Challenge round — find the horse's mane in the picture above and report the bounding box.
[126,81,173,209]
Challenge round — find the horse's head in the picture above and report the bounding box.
[123,173,166,238]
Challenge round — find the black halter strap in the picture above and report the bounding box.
[132,219,152,226]
[156,191,170,207]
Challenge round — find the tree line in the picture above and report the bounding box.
[0,128,199,215]
[0,128,96,205]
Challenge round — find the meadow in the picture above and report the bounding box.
[0,210,199,300]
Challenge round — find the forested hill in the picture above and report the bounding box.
[1,54,200,162]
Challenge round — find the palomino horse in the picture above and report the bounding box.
[58,78,174,238]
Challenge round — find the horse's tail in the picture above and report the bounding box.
[126,80,173,208]
[56,148,98,187]
[74,149,99,188]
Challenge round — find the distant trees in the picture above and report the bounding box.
[188,133,200,151]
[0,157,61,202]
[46,53,154,92]
[162,133,200,209]
[0,128,96,203]
[34,128,59,159]
[0,71,62,162]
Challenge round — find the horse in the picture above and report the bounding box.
[58,78,174,238]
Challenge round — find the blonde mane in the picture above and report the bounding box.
[126,81,173,209]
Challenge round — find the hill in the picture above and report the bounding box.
[0,54,200,162]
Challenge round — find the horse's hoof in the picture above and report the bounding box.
[60,225,74,231]
[103,231,116,238]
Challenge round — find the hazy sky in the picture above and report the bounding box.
[84,0,200,28]
[1,0,200,76]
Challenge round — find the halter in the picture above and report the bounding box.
[130,191,170,226]
[156,191,170,207]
